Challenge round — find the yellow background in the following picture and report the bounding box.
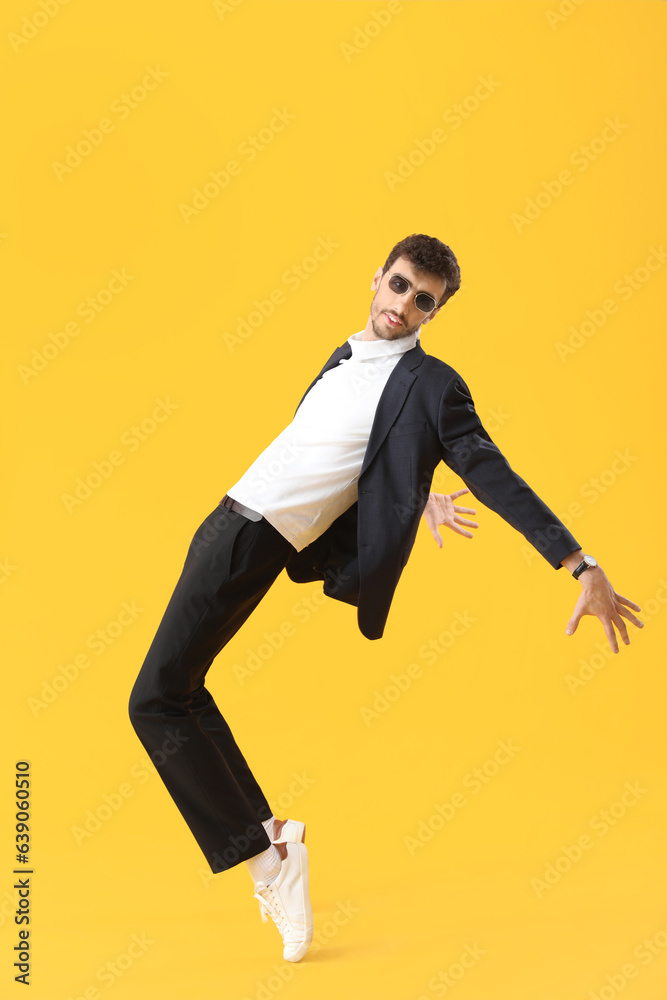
[2,1,666,997]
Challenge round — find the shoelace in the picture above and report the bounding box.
[253,882,288,932]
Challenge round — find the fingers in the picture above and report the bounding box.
[449,488,470,499]
[428,524,443,547]
[602,617,620,654]
[616,604,644,630]
[448,525,474,538]
[614,592,642,612]
[611,613,630,646]
[566,590,643,650]
[425,494,478,541]
[455,516,479,529]
[447,516,477,538]
[565,607,582,635]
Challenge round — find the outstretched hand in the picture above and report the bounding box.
[565,565,644,653]
[422,488,479,548]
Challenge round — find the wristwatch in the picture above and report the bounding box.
[572,554,598,580]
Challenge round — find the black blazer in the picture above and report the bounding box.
[284,339,581,640]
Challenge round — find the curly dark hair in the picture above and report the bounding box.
[381,233,461,308]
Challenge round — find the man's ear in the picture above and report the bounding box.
[370,265,383,291]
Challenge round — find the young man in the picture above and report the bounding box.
[129,234,642,963]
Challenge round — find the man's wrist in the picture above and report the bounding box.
[560,549,603,583]
[560,549,584,574]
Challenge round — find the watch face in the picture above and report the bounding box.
[584,555,597,567]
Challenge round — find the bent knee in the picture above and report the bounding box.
[128,680,153,727]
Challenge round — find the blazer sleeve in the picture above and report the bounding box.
[437,373,581,569]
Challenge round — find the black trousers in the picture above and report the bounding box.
[128,500,296,874]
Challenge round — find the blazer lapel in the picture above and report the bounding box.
[293,343,352,414]
[360,342,425,477]
[293,339,426,476]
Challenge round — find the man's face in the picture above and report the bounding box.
[364,256,447,341]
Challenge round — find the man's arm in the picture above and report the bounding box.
[436,373,643,652]
[437,373,582,568]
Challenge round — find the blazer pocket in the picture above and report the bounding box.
[388,420,428,437]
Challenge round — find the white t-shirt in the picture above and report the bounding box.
[226,328,419,550]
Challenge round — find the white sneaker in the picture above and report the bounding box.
[253,842,313,962]
[272,818,306,845]
[256,820,306,923]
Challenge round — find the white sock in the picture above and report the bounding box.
[246,843,281,886]
[261,816,276,841]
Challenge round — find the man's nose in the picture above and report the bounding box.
[390,292,409,313]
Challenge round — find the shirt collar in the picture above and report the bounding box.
[346,327,419,361]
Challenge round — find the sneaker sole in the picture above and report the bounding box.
[283,843,313,963]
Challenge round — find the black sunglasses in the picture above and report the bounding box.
[386,272,438,313]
